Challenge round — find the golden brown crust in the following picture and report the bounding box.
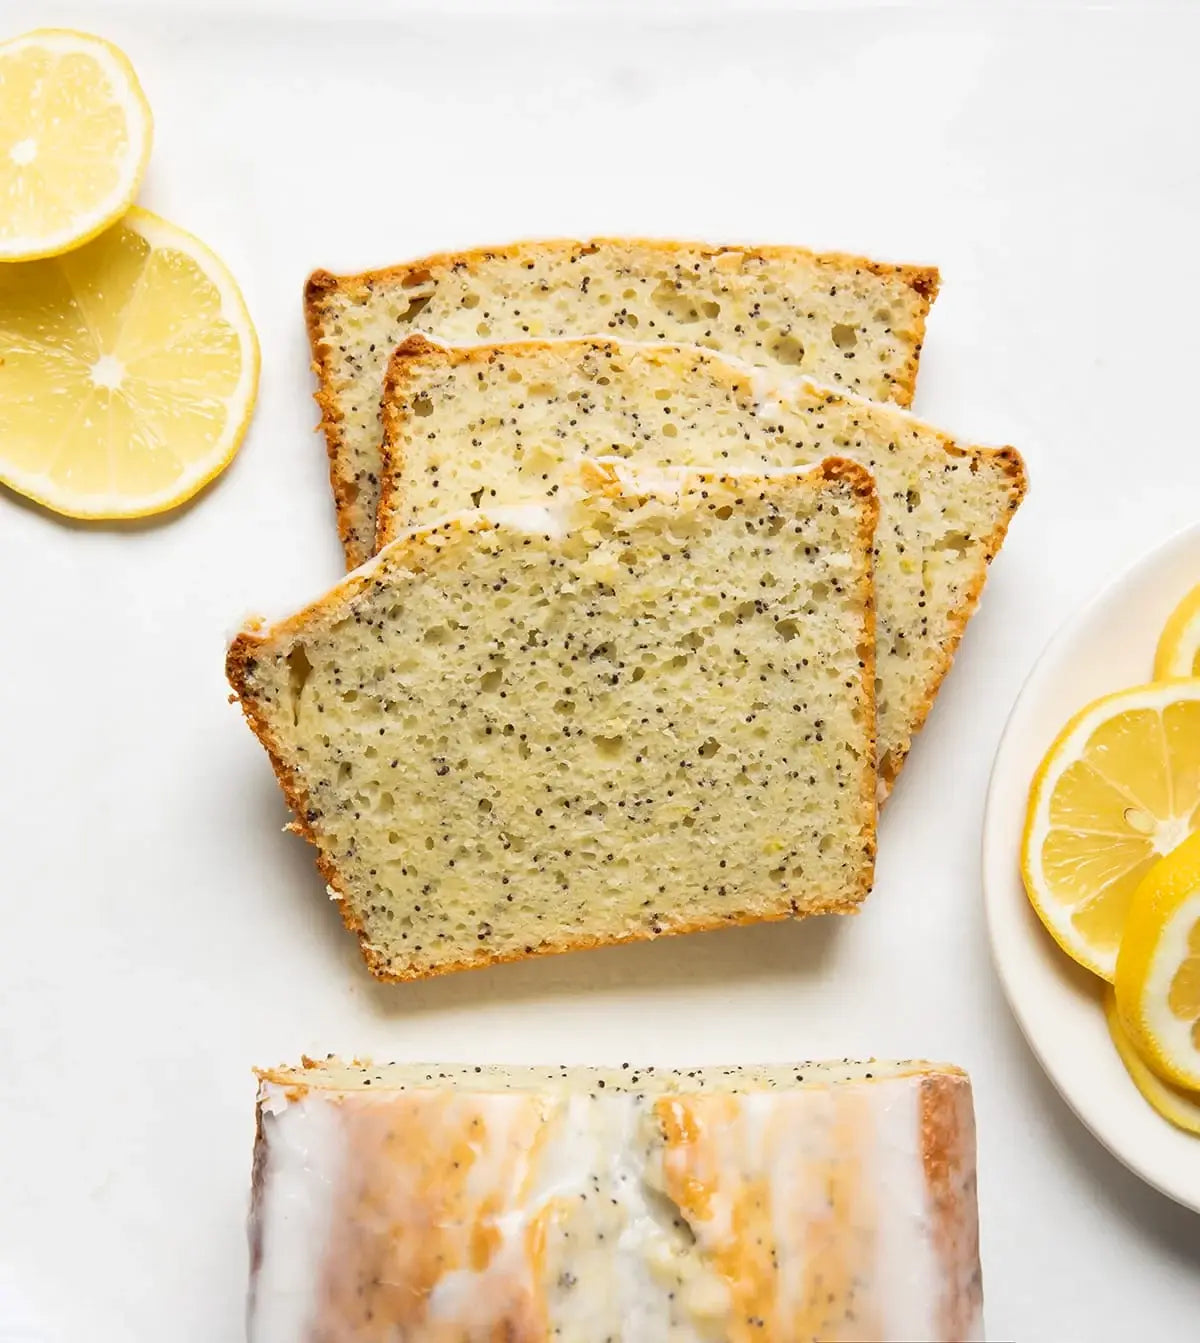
[226,631,382,966]
[303,272,361,567]
[920,1074,983,1340]
[875,440,1027,796]
[306,237,940,566]
[227,462,878,982]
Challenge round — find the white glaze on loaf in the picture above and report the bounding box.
[248,1059,983,1342]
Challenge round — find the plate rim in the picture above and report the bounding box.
[982,518,1200,1214]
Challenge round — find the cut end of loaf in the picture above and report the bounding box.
[248,1054,981,1341]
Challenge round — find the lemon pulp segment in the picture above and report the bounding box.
[0,28,151,261]
[0,207,258,518]
[1023,683,1200,979]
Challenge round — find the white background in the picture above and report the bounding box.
[1,1,1199,1339]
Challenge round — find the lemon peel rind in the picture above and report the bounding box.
[1155,585,1200,680]
[1104,986,1200,1136]
[1116,830,1200,1091]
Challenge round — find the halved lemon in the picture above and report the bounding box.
[1115,828,1200,1091]
[1104,985,1200,1136]
[0,207,259,519]
[1022,682,1200,980]
[1155,584,1200,679]
[0,29,152,262]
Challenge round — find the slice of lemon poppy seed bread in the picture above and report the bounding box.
[377,337,1027,793]
[227,460,878,981]
[305,237,939,566]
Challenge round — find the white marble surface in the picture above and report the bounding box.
[2,2,1200,1339]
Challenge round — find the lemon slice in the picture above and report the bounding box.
[1022,682,1200,980]
[0,29,152,262]
[1104,985,1200,1136]
[0,207,259,519]
[1155,584,1200,679]
[1115,828,1200,1090]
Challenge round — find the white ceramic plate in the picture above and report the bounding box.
[984,522,1200,1212]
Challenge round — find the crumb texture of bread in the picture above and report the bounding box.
[305,237,939,565]
[227,464,878,980]
[379,339,1028,791]
[248,1058,982,1342]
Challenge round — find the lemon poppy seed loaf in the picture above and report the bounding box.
[305,237,939,565]
[226,460,878,981]
[249,1057,983,1341]
[377,337,1027,792]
